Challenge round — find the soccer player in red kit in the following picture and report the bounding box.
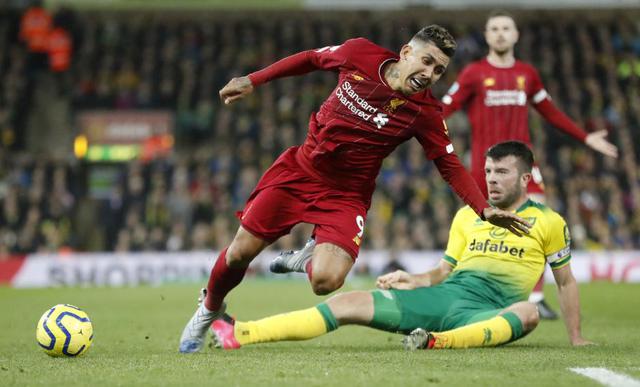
[441,11,618,318]
[178,25,531,353]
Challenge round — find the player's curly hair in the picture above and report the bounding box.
[412,25,457,58]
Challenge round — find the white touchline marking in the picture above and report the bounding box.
[569,368,640,387]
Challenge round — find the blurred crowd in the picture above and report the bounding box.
[1,8,640,256]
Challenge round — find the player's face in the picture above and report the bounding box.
[485,16,519,55]
[485,156,530,208]
[397,41,449,95]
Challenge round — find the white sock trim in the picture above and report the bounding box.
[528,292,544,303]
[200,302,215,314]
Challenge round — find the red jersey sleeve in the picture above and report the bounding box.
[248,51,319,86]
[306,40,356,70]
[415,113,454,160]
[441,64,475,118]
[527,66,588,142]
[526,65,548,104]
[434,153,489,217]
[248,38,364,86]
[415,110,488,216]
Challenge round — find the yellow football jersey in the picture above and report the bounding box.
[443,199,571,301]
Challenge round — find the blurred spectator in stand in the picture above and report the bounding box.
[47,25,71,73]
[20,1,51,66]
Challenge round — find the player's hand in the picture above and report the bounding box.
[482,207,531,237]
[219,76,254,105]
[585,130,618,158]
[376,270,419,290]
[570,337,595,346]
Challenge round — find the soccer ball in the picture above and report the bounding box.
[36,304,93,357]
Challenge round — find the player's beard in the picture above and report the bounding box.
[489,184,521,209]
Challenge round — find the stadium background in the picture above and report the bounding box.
[1,0,640,287]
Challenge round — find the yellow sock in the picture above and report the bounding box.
[431,315,517,349]
[234,307,330,346]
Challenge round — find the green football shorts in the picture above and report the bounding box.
[371,270,516,334]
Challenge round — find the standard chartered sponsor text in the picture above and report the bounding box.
[484,89,527,106]
[335,81,378,121]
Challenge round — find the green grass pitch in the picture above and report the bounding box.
[1,280,639,386]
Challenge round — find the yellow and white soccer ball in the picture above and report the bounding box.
[36,304,93,357]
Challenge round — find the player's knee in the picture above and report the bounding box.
[225,228,268,266]
[522,302,540,332]
[310,273,345,295]
[505,302,540,333]
[226,241,258,266]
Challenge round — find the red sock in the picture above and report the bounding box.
[533,275,544,293]
[204,248,248,311]
[305,259,313,281]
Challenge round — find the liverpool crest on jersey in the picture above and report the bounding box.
[383,98,406,114]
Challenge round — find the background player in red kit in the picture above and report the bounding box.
[178,25,532,353]
[441,11,618,318]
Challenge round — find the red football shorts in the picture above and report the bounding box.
[236,147,369,259]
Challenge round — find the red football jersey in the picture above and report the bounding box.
[442,58,548,176]
[249,38,488,215]
[288,38,452,199]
